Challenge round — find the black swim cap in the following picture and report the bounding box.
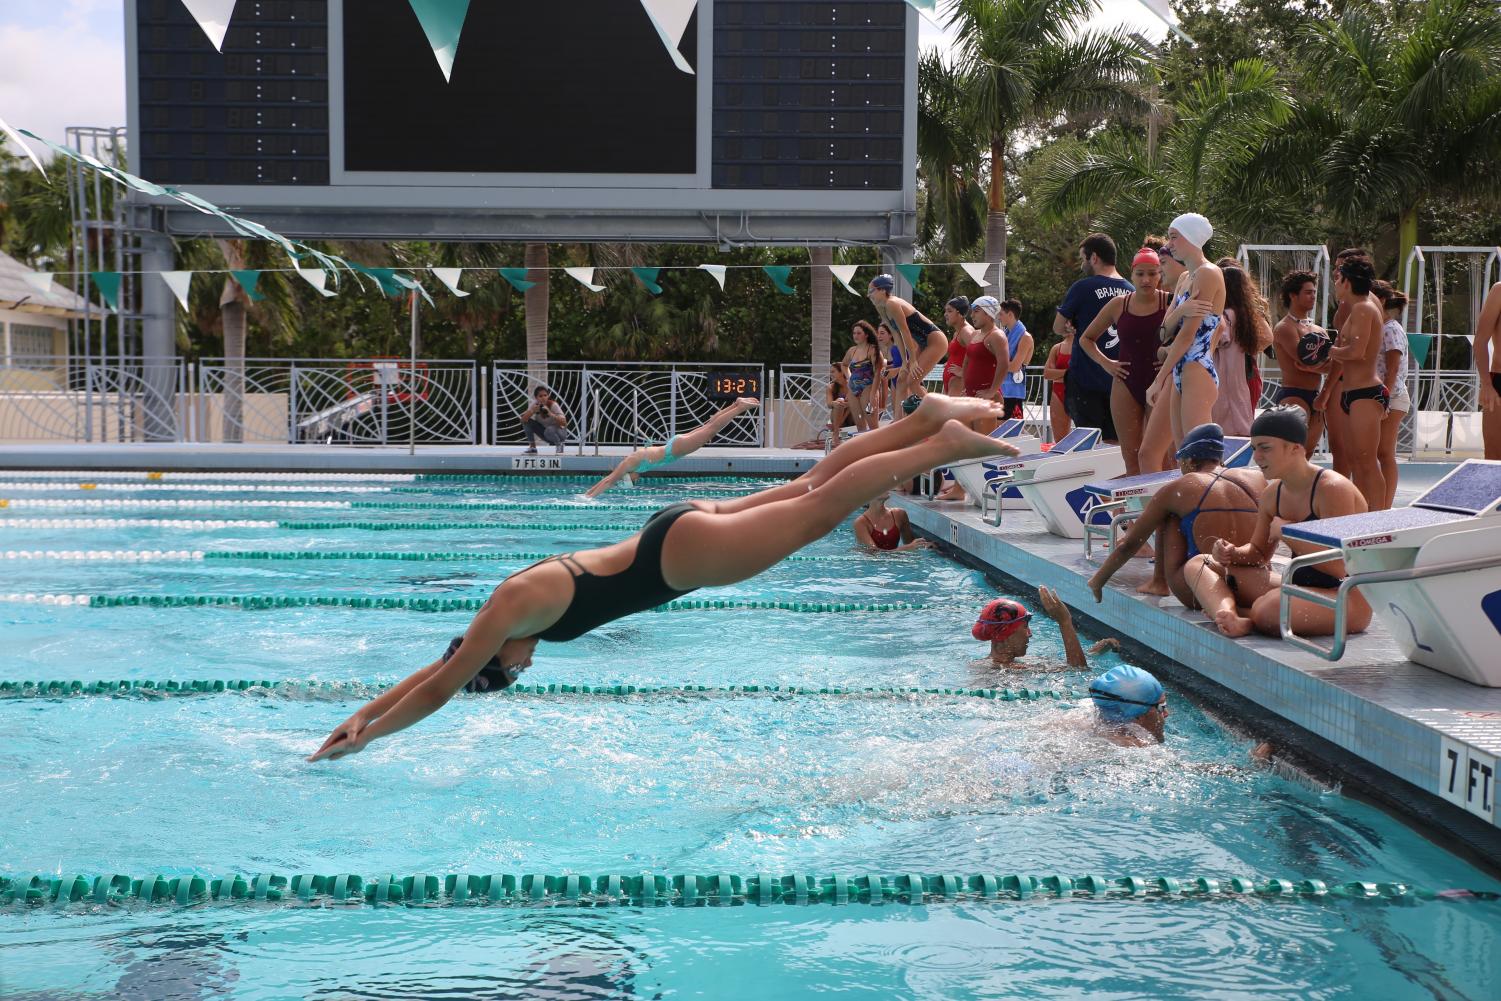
[1250,407,1308,445]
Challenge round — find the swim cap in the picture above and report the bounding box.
[1250,406,1308,445]
[1175,422,1225,461]
[1132,247,1162,268]
[947,295,971,314]
[1297,327,1332,367]
[970,295,1001,319]
[1088,665,1164,722]
[444,635,521,693]
[869,274,896,292]
[1169,213,1213,249]
[901,394,922,415]
[973,597,1032,641]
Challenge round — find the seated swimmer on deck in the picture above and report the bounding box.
[973,586,1119,670]
[1086,423,1264,607]
[1185,407,1371,638]
[308,394,1023,762]
[584,397,760,499]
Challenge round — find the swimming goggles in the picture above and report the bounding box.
[1087,688,1167,710]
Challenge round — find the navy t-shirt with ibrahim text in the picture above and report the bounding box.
[1059,275,1134,394]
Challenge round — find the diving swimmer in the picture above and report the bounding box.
[584,397,760,498]
[309,394,1022,761]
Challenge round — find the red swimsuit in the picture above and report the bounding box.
[860,512,902,551]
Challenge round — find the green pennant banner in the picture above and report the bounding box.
[1407,333,1434,368]
[895,263,924,289]
[498,268,537,292]
[763,265,796,295]
[90,271,121,311]
[348,263,406,297]
[407,0,472,82]
[632,267,663,295]
[230,270,264,303]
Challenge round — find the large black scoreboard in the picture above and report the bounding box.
[126,0,915,242]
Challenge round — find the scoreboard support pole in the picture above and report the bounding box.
[138,227,178,442]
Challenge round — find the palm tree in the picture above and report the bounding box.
[1247,0,1501,284]
[810,246,832,370]
[1034,59,1297,245]
[916,50,986,260]
[947,0,1148,274]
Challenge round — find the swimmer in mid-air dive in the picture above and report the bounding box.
[309,394,1021,762]
[584,397,760,498]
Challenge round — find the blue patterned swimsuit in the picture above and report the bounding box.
[1171,287,1221,391]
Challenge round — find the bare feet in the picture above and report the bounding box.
[933,419,1023,461]
[1136,577,1171,596]
[1214,608,1255,637]
[914,393,1008,429]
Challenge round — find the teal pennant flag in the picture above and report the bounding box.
[498,268,537,292]
[763,265,796,295]
[895,264,924,290]
[632,267,663,294]
[230,270,264,303]
[90,271,121,311]
[1407,333,1434,368]
[348,263,406,297]
[407,0,472,82]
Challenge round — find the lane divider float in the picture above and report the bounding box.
[6,872,1492,909]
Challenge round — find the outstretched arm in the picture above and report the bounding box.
[1087,491,1174,602]
[584,450,647,499]
[1037,586,1089,668]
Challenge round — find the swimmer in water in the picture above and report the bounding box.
[309,394,1022,762]
[1088,665,1167,747]
[852,492,932,551]
[972,586,1119,670]
[584,397,760,498]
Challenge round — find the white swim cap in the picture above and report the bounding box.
[1169,213,1213,249]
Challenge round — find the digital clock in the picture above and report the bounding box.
[706,370,762,402]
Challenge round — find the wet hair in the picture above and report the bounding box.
[1080,233,1118,266]
[998,297,1023,318]
[1219,260,1272,357]
[1337,256,1376,296]
[1335,247,1372,264]
[1280,269,1318,309]
[852,319,877,343]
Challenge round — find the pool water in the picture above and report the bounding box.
[1,474,1498,1000]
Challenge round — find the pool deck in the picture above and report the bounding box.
[0,443,820,476]
[892,474,1501,869]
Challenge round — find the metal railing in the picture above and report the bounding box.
[490,361,765,450]
[1,357,1491,452]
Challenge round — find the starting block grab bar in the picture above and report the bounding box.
[1082,499,1135,562]
[1279,548,1501,661]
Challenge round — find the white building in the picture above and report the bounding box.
[0,250,93,380]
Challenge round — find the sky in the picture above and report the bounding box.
[1,1,1169,152]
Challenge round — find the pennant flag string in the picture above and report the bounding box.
[180,0,240,52]
[229,270,264,303]
[497,267,537,293]
[895,263,924,289]
[829,264,863,296]
[632,267,664,295]
[565,267,606,292]
[406,0,473,83]
[763,265,796,295]
[160,271,193,311]
[90,272,122,312]
[698,264,728,290]
[431,267,469,297]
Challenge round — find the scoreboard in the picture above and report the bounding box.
[125,0,916,243]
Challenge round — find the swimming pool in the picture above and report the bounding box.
[2,473,1498,1000]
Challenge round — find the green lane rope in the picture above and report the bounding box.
[388,485,764,495]
[0,680,1071,702]
[347,502,664,511]
[412,474,779,485]
[279,521,649,531]
[73,594,932,613]
[6,872,1491,909]
[199,550,827,563]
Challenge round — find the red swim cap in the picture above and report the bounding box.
[1132,247,1162,268]
[973,598,1032,641]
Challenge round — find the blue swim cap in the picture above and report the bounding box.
[1176,422,1225,461]
[869,273,896,292]
[1088,665,1164,722]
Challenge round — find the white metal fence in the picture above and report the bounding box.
[0,357,1489,456]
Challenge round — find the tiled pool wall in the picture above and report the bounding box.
[896,495,1501,874]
